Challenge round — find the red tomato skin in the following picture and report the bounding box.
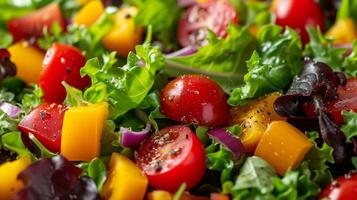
[40,43,90,103]
[320,172,357,200]
[136,125,206,192]
[327,77,357,125]
[7,3,66,42]
[272,0,325,43]
[160,75,230,127]
[177,1,238,47]
[18,103,68,152]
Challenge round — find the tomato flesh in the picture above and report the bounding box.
[136,125,206,191]
[7,3,66,42]
[320,172,357,200]
[177,1,238,47]
[18,103,68,152]
[271,0,325,43]
[303,78,357,125]
[160,74,230,127]
[40,43,90,103]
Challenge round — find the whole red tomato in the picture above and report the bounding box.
[136,125,206,191]
[18,103,68,152]
[7,3,66,42]
[320,172,357,200]
[271,0,325,43]
[177,0,238,47]
[40,43,90,103]
[160,74,230,127]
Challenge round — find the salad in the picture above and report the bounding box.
[0,0,357,199]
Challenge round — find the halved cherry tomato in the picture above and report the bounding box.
[304,78,357,125]
[326,77,357,125]
[136,125,205,192]
[39,43,90,103]
[271,0,325,44]
[18,103,68,152]
[7,3,66,42]
[160,74,230,127]
[319,172,357,200]
[177,0,238,47]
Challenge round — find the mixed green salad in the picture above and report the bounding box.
[0,0,357,199]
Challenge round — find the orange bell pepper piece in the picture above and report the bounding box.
[8,42,44,83]
[73,0,104,27]
[61,102,108,161]
[325,18,357,44]
[255,121,313,175]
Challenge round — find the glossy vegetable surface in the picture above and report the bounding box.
[136,125,205,191]
[40,43,90,103]
[18,103,67,152]
[160,75,230,127]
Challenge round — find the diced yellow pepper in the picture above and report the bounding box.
[0,157,31,200]
[102,6,143,57]
[8,42,44,84]
[254,121,313,175]
[73,0,104,27]
[231,92,284,153]
[61,102,108,161]
[103,153,148,200]
[325,18,357,44]
[147,191,172,200]
[76,0,90,5]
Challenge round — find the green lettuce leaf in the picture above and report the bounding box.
[88,158,107,192]
[1,132,34,160]
[128,0,181,50]
[303,131,334,187]
[228,25,302,105]
[166,25,256,92]
[39,7,116,58]
[230,156,320,200]
[81,34,165,119]
[341,111,357,142]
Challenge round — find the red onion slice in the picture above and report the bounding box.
[120,123,152,148]
[0,102,21,118]
[166,46,198,58]
[208,128,245,160]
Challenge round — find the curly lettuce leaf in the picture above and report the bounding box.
[228,25,302,105]
[341,111,357,142]
[303,131,334,187]
[127,0,181,49]
[81,37,165,119]
[230,156,320,200]
[166,25,256,92]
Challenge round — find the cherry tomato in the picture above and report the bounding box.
[39,43,90,103]
[271,0,325,43]
[18,103,68,152]
[305,78,357,125]
[102,6,143,57]
[320,172,357,200]
[326,77,357,125]
[136,125,206,191]
[160,74,230,127]
[177,0,238,47]
[7,3,66,42]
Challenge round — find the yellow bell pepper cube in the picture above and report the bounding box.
[103,153,148,200]
[73,0,104,27]
[231,92,284,153]
[61,102,108,161]
[254,121,313,175]
[8,42,45,84]
[325,18,357,44]
[147,191,172,200]
[0,157,31,200]
[102,6,143,57]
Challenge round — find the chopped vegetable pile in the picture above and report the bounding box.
[1,0,357,199]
